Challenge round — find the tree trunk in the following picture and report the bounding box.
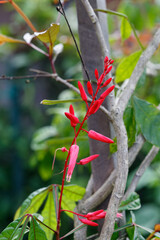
[75,0,114,229]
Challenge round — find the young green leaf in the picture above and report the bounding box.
[29,217,47,240]
[119,192,141,211]
[120,18,132,41]
[41,190,57,240]
[115,50,142,83]
[0,216,24,240]
[133,96,160,147]
[41,98,82,105]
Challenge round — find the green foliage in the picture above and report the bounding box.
[29,217,47,240]
[133,96,160,147]
[120,18,132,41]
[13,184,85,239]
[119,192,141,211]
[41,98,82,105]
[115,50,142,83]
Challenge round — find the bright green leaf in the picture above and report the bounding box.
[133,96,160,147]
[115,50,142,83]
[29,217,47,240]
[41,190,57,240]
[120,18,132,41]
[14,187,48,219]
[0,217,24,240]
[119,192,141,211]
[41,98,82,105]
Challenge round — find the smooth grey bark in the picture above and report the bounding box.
[75,0,114,202]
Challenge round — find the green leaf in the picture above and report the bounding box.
[110,137,117,154]
[119,192,141,211]
[0,217,24,240]
[115,50,142,83]
[29,217,47,240]
[124,103,136,147]
[34,23,60,45]
[120,18,132,41]
[41,99,82,105]
[59,185,85,219]
[133,96,160,147]
[32,126,58,143]
[14,187,48,219]
[41,190,57,240]
[17,216,29,240]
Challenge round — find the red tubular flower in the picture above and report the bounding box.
[85,210,104,218]
[105,65,112,74]
[66,144,79,182]
[94,68,99,80]
[65,112,79,126]
[101,77,112,88]
[77,154,99,165]
[87,81,93,96]
[78,217,98,227]
[78,81,87,103]
[99,85,115,100]
[88,130,114,143]
[97,73,104,86]
[88,99,103,115]
[104,56,109,63]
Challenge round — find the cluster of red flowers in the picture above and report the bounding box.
[53,57,115,183]
[61,209,122,227]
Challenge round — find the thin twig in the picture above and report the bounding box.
[124,145,159,200]
[58,0,90,81]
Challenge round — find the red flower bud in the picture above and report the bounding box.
[87,81,93,96]
[109,59,114,64]
[78,81,87,103]
[99,85,115,100]
[94,68,99,80]
[85,210,104,218]
[77,154,99,165]
[65,112,79,125]
[78,217,98,227]
[97,73,104,86]
[105,65,112,74]
[88,130,114,143]
[69,104,74,115]
[104,56,109,63]
[101,77,112,88]
[61,147,68,152]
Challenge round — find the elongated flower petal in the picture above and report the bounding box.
[66,144,79,182]
[85,210,104,218]
[101,77,112,88]
[77,154,99,165]
[78,81,87,103]
[94,68,99,80]
[87,81,93,96]
[99,85,115,100]
[78,217,98,227]
[88,130,114,143]
[88,99,103,115]
[65,112,79,125]
[69,104,74,115]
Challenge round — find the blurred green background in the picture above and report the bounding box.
[0,0,160,237]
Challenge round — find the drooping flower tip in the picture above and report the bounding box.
[78,81,87,103]
[61,147,68,152]
[88,130,114,144]
[77,154,99,165]
[66,144,79,182]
